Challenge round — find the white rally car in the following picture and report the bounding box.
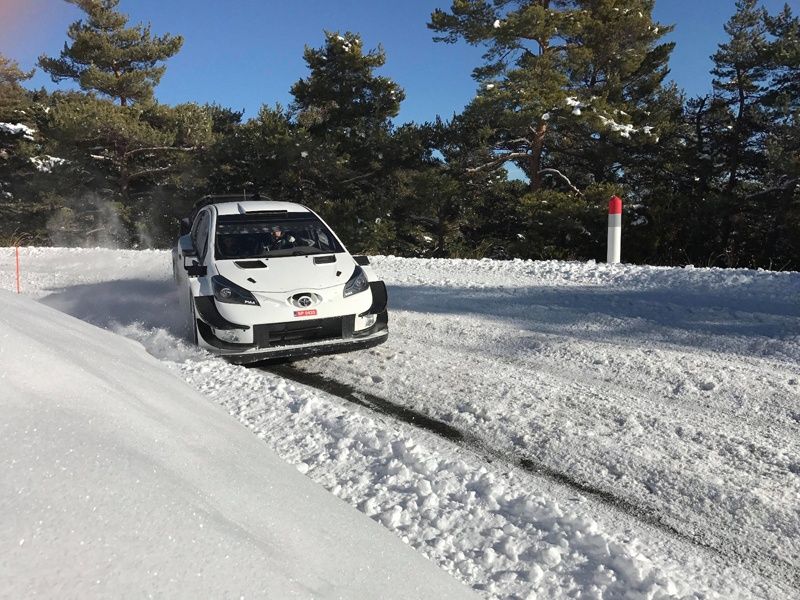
[173,196,388,363]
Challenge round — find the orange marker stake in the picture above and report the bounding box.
[15,245,21,293]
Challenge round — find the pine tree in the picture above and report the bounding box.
[765,5,799,106]
[0,55,35,154]
[40,93,214,245]
[760,4,799,266]
[290,31,404,184]
[206,104,304,202]
[289,32,406,244]
[710,0,770,193]
[382,119,478,257]
[704,1,800,268]
[291,32,403,137]
[32,1,215,245]
[763,4,799,187]
[430,0,675,192]
[0,55,42,243]
[0,56,34,111]
[38,0,183,106]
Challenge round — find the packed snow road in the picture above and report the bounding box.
[2,247,798,599]
[273,258,800,588]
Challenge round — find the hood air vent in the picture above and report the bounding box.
[234,260,267,269]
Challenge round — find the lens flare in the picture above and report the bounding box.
[0,0,71,52]
[0,0,20,27]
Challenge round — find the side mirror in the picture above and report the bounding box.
[179,235,197,257]
[179,217,192,236]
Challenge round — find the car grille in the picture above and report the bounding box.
[253,315,355,348]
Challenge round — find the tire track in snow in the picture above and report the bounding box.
[264,363,800,592]
[357,309,800,588]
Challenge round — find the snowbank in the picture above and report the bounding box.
[0,122,36,140]
[0,290,475,599]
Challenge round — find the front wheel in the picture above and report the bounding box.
[188,292,198,345]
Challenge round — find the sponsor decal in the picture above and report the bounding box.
[294,309,317,317]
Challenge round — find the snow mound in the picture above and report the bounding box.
[0,290,475,599]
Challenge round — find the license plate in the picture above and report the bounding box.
[294,309,317,317]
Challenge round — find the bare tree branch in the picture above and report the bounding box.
[464,154,582,197]
[409,214,438,228]
[465,152,531,173]
[128,165,174,181]
[504,137,532,146]
[745,178,800,201]
[538,168,583,196]
[339,171,376,185]
[124,146,197,159]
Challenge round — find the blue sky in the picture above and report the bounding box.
[2,0,796,124]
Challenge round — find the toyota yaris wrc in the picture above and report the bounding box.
[173,196,388,363]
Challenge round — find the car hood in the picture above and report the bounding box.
[214,255,354,293]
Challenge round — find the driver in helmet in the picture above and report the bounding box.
[267,225,295,250]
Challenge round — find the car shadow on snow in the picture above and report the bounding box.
[388,283,800,360]
[39,278,184,335]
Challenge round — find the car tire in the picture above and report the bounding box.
[189,292,199,345]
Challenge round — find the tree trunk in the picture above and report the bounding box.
[726,67,747,193]
[529,122,548,191]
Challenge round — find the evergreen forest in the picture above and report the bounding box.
[1,0,798,269]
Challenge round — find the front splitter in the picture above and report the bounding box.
[223,332,389,365]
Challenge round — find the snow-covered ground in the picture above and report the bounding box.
[0,288,476,598]
[2,247,799,599]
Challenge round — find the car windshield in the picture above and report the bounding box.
[214,213,344,259]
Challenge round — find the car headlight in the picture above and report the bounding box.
[211,275,260,306]
[343,266,369,297]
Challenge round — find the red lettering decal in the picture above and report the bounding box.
[294,309,317,317]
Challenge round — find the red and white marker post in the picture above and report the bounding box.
[607,195,622,264]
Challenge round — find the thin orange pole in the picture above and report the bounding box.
[15,245,20,293]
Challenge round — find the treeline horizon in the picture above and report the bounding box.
[0,0,798,269]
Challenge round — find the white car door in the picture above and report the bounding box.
[176,209,213,337]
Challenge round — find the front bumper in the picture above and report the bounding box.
[193,281,389,364]
[196,311,388,364]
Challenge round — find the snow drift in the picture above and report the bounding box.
[0,289,474,599]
